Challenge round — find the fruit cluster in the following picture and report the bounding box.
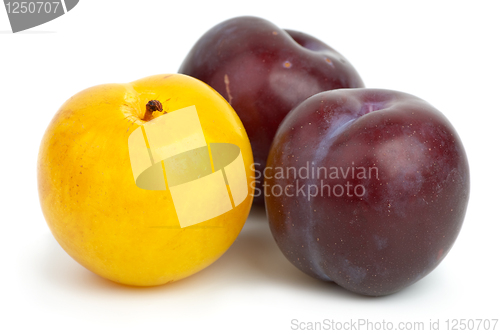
[180,17,469,296]
[38,16,469,296]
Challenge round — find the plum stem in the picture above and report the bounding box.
[144,100,164,121]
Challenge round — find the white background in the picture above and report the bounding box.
[1,0,499,333]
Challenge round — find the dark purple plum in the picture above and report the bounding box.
[179,16,364,204]
[264,88,469,296]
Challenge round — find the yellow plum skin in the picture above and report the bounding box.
[37,74,254,286]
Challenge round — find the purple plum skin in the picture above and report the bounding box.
[179,16,364,204]
[264,89,470,296]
